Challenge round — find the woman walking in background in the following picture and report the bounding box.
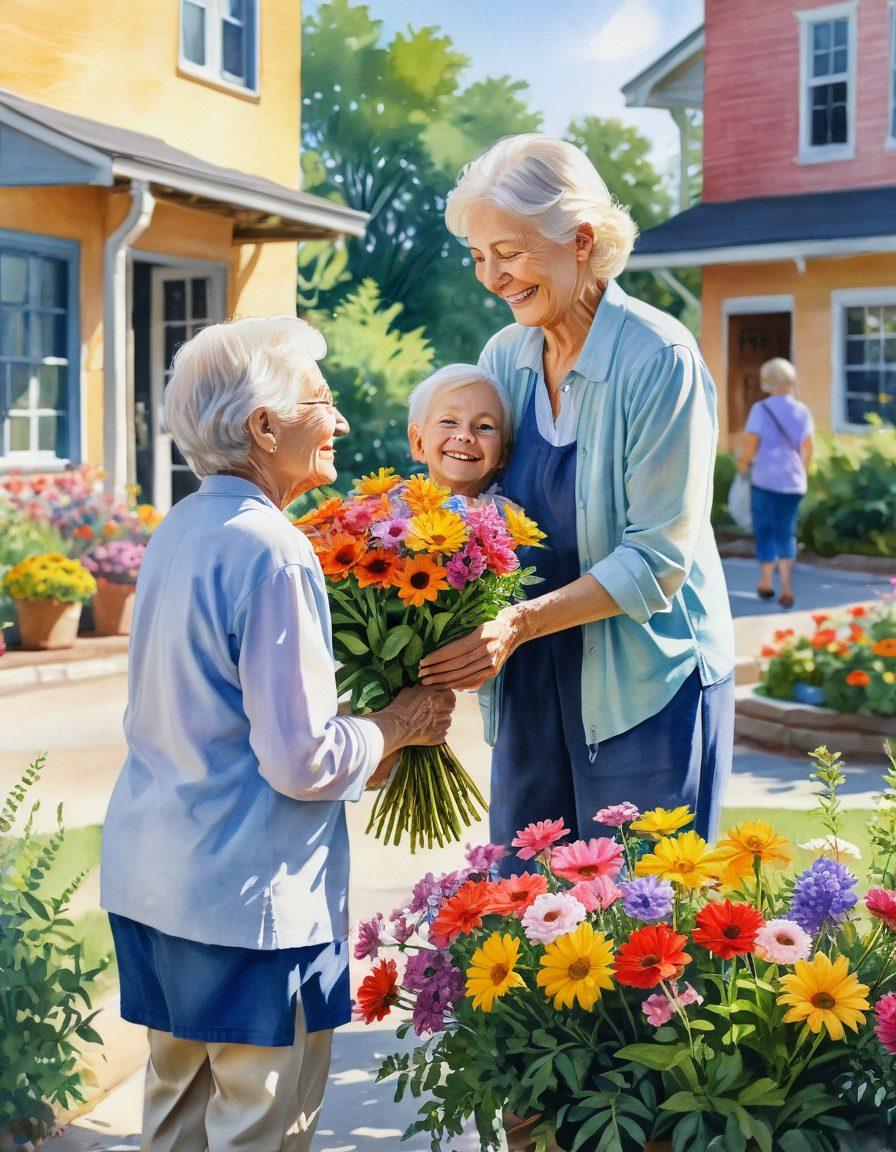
[738,357,814,610]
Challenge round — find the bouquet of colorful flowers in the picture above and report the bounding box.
[354,745,896,1152]
[295,468,542,851]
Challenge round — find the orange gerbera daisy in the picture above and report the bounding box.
[393,554,449,607]
[872,638,896,658]
[318,532,366,580]
[403,473,451,514]
[613,924,691,989]
[354,548,399,589]
[488,872,549,916]
[294,496,344,530]
[353,958,400,1023]
[692,899,765,960]
[431,880,494,946]
[355,466,402,496]
[845,669,870,687]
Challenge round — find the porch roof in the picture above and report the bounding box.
[627,185,896,270]
[0,87,368,242]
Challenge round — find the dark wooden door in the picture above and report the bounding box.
[727,312,792,436]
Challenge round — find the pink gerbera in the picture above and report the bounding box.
[866,888,896,931]
[521,892,586,944]
[341,502,376,533]
[753,919,812,965]
[550,837,625,884]
[446,543,487,590]
[594,803,641,828]
[512,818,570,860]
[371,517,410,548]
[874,993,896,1054]
[568,875,622,912]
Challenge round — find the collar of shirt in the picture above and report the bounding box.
[513,278,629,385]
[199,474,279,509]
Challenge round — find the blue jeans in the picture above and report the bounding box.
[751,485,803,563]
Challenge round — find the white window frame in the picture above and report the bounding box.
[796,1,857,165]
[830,286,896,433]
[178,0,260,98]
[888,1,896,149]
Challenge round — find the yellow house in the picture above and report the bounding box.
[0,0,366,508]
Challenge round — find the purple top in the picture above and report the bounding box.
[745,394,814,494]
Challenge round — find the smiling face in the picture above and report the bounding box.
[465,201,593,331]
[408,378,508,497]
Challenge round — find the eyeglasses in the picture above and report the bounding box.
[298,398,337,411]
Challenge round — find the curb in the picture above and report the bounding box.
[0,651,128,695]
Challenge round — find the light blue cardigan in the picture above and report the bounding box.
[478,279,735,750]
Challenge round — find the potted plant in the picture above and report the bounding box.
[82,539,146,636]
[2,553,95,650]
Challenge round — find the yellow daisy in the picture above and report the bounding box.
[465,932,526,1012]
[406,509,469,555]
[717,820,791,886]
[402,473,452,514]
[502,504,546,548]
[635,830,727,891]
[536,923,615,1011]
[777,953,869,1041]
[630,806,694,840]
[355,467,402,496]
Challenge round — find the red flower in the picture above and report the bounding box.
[866,888,896,932]
[488,872,549,915]
[692,900,765,960]
[849,624,866,643]
[761,645,779,658]
[812,613,830,627]
[73,524,94,539]
[773,629,794,643]
[811,629,838,649]
[849,606,867,618]
[353,958,399,1024]
[845,669,870,688]
[430,880,493,946]
[613,924,691,989]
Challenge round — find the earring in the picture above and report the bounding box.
[270,443,277,454]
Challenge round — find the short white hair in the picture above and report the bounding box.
[408,364,514,444]
[760,357,797,394]
[164,316,326,477]
[445,134,638,280]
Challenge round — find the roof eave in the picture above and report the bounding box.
[622,25,705,110]
[628,234,896,270]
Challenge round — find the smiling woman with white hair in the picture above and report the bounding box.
[420,134,736,867]
[100,316,454,1152]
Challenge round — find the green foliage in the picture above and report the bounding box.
[800,423,896,557]
[0,499,68,626]
[0,757,108,1143]
[867,742,896,887]
[711,451,738,531]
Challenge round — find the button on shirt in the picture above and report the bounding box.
[101,476,383,950]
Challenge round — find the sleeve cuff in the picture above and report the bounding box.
[333,715,385,802]
[589,551,663,625]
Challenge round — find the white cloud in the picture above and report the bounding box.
[585,0,665,63]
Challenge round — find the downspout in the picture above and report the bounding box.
[103,179,154,492]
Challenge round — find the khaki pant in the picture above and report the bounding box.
[140,1004,332,1152]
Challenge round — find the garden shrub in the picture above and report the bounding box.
[711,450,737,531]
[0,757,107,1144]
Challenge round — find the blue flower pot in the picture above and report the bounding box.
[791,683,826,707]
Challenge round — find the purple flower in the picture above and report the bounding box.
[619,876,675,922]
[403,949,464,1036]
[464,841,508,875]
[371,517,410,549]
[788,857,859,936]
[353,913,386,961]
[446,543,487,590]
[388,913,415,945]
[407,869,469,920]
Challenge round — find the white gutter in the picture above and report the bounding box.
[103,179,154,493]
[628,233,896,270]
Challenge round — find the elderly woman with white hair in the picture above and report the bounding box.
[100,317,454,1151]
[419,134,736,865]
[737,356,814,609]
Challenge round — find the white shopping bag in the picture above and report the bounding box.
[727,471,752,531]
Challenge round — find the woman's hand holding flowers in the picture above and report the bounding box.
[419,605,524,689]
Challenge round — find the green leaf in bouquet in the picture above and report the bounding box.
[334,630,369,656]
[430,611,454,643]
[707,1050,743,1095]
[379,624,415,661]
[354,681,390,711]
[366,616,383,650]
[327,588,366,625]
[660,1091,705,1114]
[615,1042,688,1071]
[402,632,424,668]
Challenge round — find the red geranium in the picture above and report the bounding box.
[488,872,549,915]
[614,924,691,989]
[692,899,765,959]
[353,958,399,1023]
[430,880,493,946]
[811,629,838,649]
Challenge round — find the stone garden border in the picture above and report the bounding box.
[735,684,895,760]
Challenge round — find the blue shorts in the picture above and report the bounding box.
[110,914,351,1046]
[751,485,803,562]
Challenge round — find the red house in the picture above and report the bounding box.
[625,1,896,447]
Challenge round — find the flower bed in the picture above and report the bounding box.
[759,599,896,718]
[354,747,896,1152]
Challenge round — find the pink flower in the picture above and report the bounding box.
[521,893,586,944]
[753,918,812,965]
[594,802,641,827]
[341,502,375,533]
[677,983,703,1008]
[642,993,673,1027]
[874,993,896,1054]
[866,888,896,932]
[354,913,386,961]
[550,838,624,884]
[464,841,508,872]
[568,875,621,912]
[446,543,487,590]
[481,537,519,576]
[371,517,410,548]
[387,914,414,945]
[512,818,570,860]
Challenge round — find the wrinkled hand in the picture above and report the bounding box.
[385,685,456,747]
[419,606,522,690]
[365,748,401,792]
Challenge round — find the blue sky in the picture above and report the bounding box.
[303,0,704,178]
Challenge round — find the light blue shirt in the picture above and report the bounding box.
[478,279,735,748]
[100,475,383,950]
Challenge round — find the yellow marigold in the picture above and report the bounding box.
[402,473,451,514]
[406,509,469,555]
[635,830,727,891]
[2,552,96,602]
[465,932,526,1012]
[717,820,791,886]
[777,953,870,1041]
[537,923,615,1011]
[355,467,402,496]
[630,806,694,840]
[137,503,162,530]
[502,504,546,548]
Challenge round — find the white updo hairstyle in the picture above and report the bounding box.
[164,316,327,477]
[445,134,639,281]
[759,357,798,395]
[408,364,514,445]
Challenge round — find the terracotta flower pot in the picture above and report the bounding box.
[15,598,82,650]
[91,579,136,636]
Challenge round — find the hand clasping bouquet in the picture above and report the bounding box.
[295,468,543,851]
